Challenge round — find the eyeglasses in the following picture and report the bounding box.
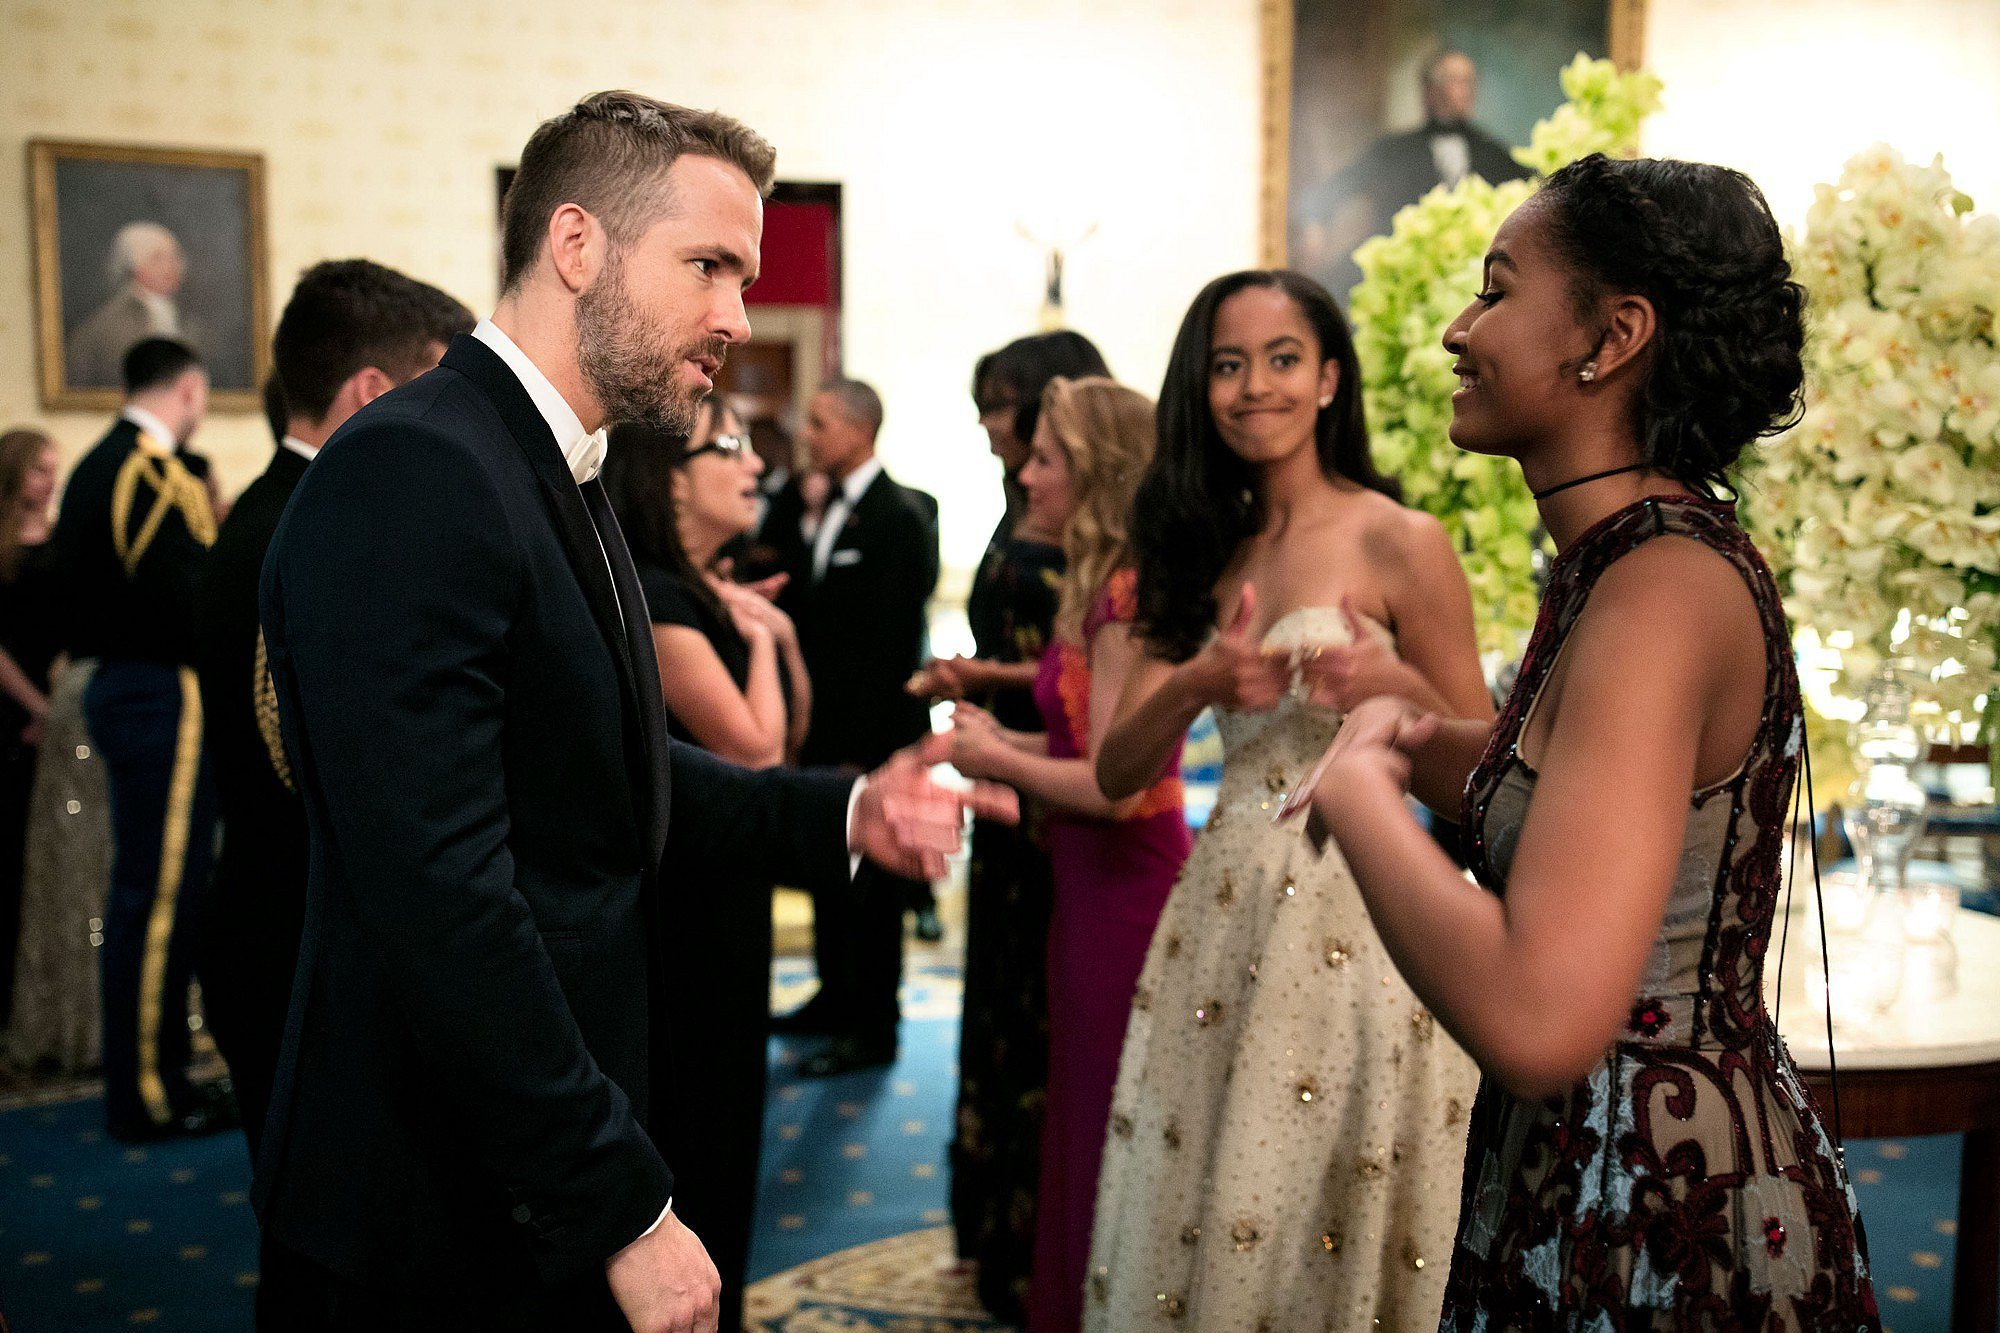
[685,432,750,462]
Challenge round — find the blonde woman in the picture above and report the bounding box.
[950,377,1192,1333]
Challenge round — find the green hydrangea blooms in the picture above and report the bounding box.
[1347,55,1663,660]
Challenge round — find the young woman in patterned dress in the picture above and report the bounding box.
[1301,154,1879,1329]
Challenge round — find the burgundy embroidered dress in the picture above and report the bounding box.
[1445,495,1879,1331]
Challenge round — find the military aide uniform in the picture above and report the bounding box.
[52,406,219,1138]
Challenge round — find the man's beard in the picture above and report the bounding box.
[575,253,724,434]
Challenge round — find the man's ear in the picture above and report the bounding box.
[545,203,605,296]
[319,365,398,430]
[350,365,397,410]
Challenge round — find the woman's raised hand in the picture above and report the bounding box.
[709,575,779,644]
[946,700,1008,779]
[1185,584,1289,713]
[909,655,985,700]
[1299,595,1427,714]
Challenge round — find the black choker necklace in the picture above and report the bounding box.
[1531,463,1650,501]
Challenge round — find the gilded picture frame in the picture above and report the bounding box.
[1260,0,1648,272]
[30,139,270,412]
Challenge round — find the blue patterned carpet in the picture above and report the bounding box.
[0,951,1980,1331]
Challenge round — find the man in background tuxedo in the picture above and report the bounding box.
[51,336,231,1142]
[768,380,941,1078]
[254,92,1009,1333]
[192,258,473,1169]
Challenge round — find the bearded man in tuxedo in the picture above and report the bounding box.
[254,91,1014,1333]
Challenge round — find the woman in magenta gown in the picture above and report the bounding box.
[951,375,1190,1332]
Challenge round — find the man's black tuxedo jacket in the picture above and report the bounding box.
[190,445,310,1147]
[196,445,309,907]
[255,335,853,1295]
[1335,120,1529,243]
[765,468,939,772]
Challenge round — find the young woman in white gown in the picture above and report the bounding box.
[1085,270,1493,1331]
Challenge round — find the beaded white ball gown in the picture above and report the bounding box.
[1083,607,1480,1332]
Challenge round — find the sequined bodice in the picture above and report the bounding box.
[1209,607,1388,820]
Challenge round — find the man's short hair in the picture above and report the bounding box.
[499,90,778,293]
[272,259,475,423]
[261,373,288,444]
[821,378,884,439]
[122,337,203,395]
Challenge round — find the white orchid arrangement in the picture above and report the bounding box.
[1739,145,2000,744]
[1348,55,1663,658]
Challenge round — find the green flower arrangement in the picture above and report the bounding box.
[1348,55,1663,658]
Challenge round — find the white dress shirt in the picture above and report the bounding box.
[472,321,607,483]
[1430,131,1472,187]
[138,288,181,337]
[120,405,178,456]
[472,320,620,626]
[810,455,882,582]
[279,434,321,463]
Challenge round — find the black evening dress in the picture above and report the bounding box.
[948,514,1065,1320]
[0,539,61,1028]
[635,562,782,1333]
[1445,496,1879,1331]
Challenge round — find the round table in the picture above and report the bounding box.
[1770,906,2000,1332]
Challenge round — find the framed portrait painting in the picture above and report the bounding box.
[1261,0,1646,297]
[30,139,270,411]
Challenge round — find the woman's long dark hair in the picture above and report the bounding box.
[603,401,728,627]
[972,330,1112,448]
[973,330,1111,522]
[1131,269,1397,661]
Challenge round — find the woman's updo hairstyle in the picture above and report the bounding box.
[1537,154,1806,491]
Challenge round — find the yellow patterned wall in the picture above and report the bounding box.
[0,0,1263,576]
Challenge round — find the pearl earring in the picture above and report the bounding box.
[1579,362,1598,383]
[1317,394,1333,408]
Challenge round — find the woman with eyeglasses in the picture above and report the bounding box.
[603,399,811,1333]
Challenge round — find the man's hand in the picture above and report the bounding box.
[853,729,1020,880]
[605,1210,721,1333]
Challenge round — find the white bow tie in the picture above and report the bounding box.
[567,428,609,484]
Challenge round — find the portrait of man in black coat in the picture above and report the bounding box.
[253,92,1013,1333]
[1291,46,1533,298]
